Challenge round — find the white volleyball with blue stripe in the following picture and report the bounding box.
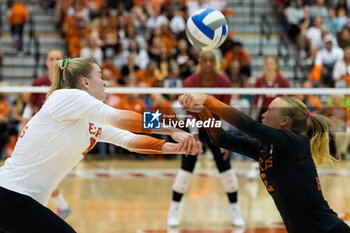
[186,8,228,51]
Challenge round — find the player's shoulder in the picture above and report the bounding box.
[48,89,90,102]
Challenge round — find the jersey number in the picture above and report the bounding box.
[82,137,97,156]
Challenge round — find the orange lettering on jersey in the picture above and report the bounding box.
[265,156,273,169]
[88,123,95,134]
[88,123,102,137]
[19,126,28,138]
[259,158,264,171]
[260,173,266,179]
[316,177,322,191]
[95,128,102,137]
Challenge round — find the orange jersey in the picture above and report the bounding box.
[221,50,250,70]
[8,3,29,25]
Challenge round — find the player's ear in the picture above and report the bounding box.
[79,77,90,90]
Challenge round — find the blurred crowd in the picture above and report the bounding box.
[1,0,350,160]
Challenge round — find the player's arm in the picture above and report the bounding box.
[180,93,299,154]
[100,124,200,155]
[112,109,200,155]
[197,107,260,161]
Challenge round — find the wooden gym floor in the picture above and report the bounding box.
[42,156,350,233]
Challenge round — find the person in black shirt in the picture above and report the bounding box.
[179,93,350,233]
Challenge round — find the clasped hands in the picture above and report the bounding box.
[179,93,208,112]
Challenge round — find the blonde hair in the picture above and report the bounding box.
[264,56,280,74]
[198,50,220,72]
[46,58,96,98]
[279,96,334,165]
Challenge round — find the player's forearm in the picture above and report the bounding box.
[113,109,184,136]
[113,109,151,133]
[126,135,166,154]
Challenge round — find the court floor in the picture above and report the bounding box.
[45,157,350,233]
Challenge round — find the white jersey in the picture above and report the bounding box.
[0,89,137,205]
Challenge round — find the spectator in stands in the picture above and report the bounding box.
[174,39,193,79]
[121,53,139,84]
[80,35,103,66]
[66,0,90,22]
[158,49,170,78]
[100,15,119,58]
[163,60,183,89]
[310,0,328,20]
[169,6,186,34]
[163,60,182,101]
[148,36,167,64]
[296,5,311,59]
[6,84,29,158]
[309,25,335,61]
[284,0,305,42]
[221,41,251,81]
[337,28,350,49]
[145,5,168,30]
[306,16,323,52]
[150,26,174,57]
[63,11,91,57]
[307,34,344,87]
[101,56,121,83]
[135,60,162,87]
[121,24,147,50]
[0,89,9,158]
[226,60,246,87]
[294,81,323,113]
[122,39,149,70]
[9,84,30,134]
[324,6,343,35]
[333,0,348,26]
[332,46,350,88]
[252,56,291,121]
[7,0,29,55]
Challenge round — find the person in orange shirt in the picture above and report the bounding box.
[295,82,323,113]
[221,41,251,78]
[0,92,9,158]
[136,60,163,87]
[7,0,29,54]
[101,57,121,82]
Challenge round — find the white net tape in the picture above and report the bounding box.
[1,86,350,95]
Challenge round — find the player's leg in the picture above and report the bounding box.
[0,187,76,233]
[201,131,245,227]
[51,187,73,219]
[167,154,197,227]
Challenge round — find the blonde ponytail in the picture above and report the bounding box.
[309,114,335,165]
[279,96,335,166]
[46,58,95,99]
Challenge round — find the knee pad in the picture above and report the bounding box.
[219,169,238,193]
[172,169,193,194]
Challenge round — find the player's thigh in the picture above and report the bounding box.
[0,189,76,233]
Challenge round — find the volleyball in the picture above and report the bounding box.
[186,8,228,51]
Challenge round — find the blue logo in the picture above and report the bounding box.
[143,110,161,129]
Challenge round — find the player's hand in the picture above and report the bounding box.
[171,132,201,155]
[179,93,208,108]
